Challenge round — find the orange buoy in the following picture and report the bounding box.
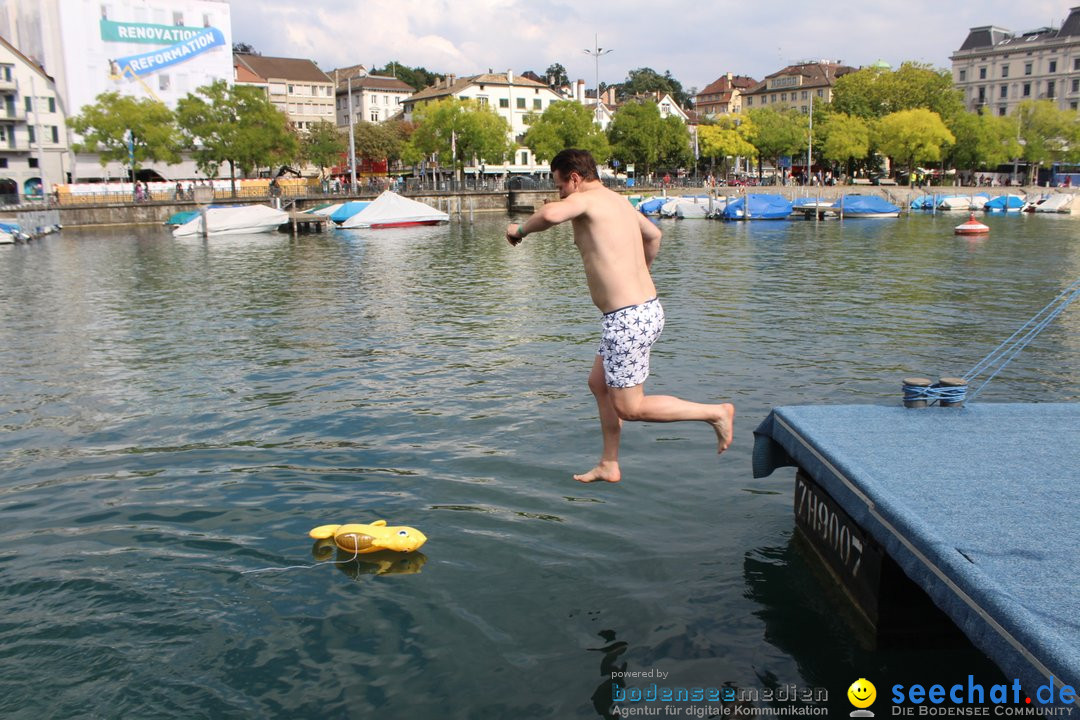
[954,212,989,235]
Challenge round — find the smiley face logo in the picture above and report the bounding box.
[847,678,877,709]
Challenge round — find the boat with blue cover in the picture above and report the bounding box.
[722,194,793,220]
[329,201,372,224]
[984,194,1025,212]
[832,195,900,218]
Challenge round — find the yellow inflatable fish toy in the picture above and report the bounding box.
[309,520,427,554]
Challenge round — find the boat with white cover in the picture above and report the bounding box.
[172,205,288,237]
[339,191,449,229]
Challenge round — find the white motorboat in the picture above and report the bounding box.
[1023,193,1075,213]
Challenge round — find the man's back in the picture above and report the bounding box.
[568,182,659,314]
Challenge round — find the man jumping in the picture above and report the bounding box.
[506,149,734,483]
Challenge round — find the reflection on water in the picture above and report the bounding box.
[0,215,1077,718]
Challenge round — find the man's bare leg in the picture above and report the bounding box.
[609,385,735,454]
[575,356,624,483]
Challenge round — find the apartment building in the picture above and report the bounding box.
[742,61,854,113]
[694,73,757,118]
[951,6,1080,115]
[233,53,334,132]
[331,66,414,126]
[402,71,564,172]
[0,35,67,200]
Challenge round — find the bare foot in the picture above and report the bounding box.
[710,404,735,454]
[574,460,622,483]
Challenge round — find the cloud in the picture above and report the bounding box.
[229,0,1078,89]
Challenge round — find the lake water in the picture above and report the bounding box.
[1,212,1078,718]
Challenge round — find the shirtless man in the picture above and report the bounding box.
[506,149,734,483]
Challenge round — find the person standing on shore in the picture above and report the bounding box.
[505,149,734,483]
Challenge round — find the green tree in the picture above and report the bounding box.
[302,121,348,178]
[832,62,963,121]
[523,100,610,163]
[746,107,808,180]
[947,111,1022,174]
[658,115,693,169]
[372,61,443,92]
[607,100,691,177]
[176,80,299,195]
[69,92,183,176]
[403,98,514,179]
[354,121,403,163]
[698,116,758,177]
[816,112,871,177]
[1015,100,1080,181]
[618,67,692,108]
[874,108,955,181]
[544,63,569,89]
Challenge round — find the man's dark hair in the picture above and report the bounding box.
[550,148,599,181]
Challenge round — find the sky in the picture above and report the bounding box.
[228,0,1073,93]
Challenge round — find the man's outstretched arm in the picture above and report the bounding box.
[637,212,662,268]
[506,195,588,245]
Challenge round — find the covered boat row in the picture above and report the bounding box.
[170,191,449,237]
[910,192,1075,213]
[636,193,902,220]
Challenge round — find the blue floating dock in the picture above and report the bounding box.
[753,403,1080,707]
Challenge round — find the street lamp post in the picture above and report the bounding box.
[584,35,613,125]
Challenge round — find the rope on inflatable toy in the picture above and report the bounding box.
[241,534,362,575]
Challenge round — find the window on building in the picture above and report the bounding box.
[1,65,11,82]
[1047,80,1055,99]
[746,97,753,106]
[159,74,170,91]
[27,126,34,143]
[48,98,55,113]
[1000,84,1008,99]
[520,150,528,165]
[173,11,183,25]
[203,13,210,27]
[1001,65,1009,78]
[1024,62,1032,75]
[816,89,823,97]
[28,157,38,168]
[800,105,807,113]
[1072,101,1078,110]
[51,126,58,143]
[25,96,32,112]
[516,97,525,109]
[977,86,986,102]
[1075,58,1080,71]
[1023,83,1031,97]
[288,85,295,94]
[999,107,1007,116]
[477,97,488,106]
[370,110,379,122]
[0,158,6,168]
[1073,78,1080,93]
[780,92,787,101]
[499,98,509,108]
[959,69,967,81]
[979,67,987,79]
[801,90,808,99]
[1049,60,1057,73]
[0,127,7,144]
[533,98,541,109]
